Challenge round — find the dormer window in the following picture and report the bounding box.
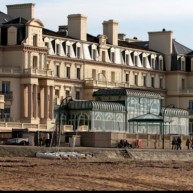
[77,47,81,58]
[56,44,60,55]
[134,56,138,66]
[67,45,71,57]
[111,52,115,63]
[93,49,97,60]
[102,51,106,62]
[159,59,163,70]
[181,60,185,71]
[8,27,17,45]
[33,34,38,47]
[126,54,129,65]
[142,57,146,67]
[151,58,155,69]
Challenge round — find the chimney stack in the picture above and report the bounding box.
[7,3,35,20]
[103,20,118,46]
[68,14,87,41]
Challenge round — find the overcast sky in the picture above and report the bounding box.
[1,0,193,49]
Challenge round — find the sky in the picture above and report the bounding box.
[1,0,193,49]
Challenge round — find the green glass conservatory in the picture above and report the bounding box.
[56,88,189,135]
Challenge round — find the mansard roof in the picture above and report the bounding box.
[2,17,28,25]
[173,40,192,55]
[67,100,125,112]
[93,88,163,99]
[0,11,12,24]
[119,40,150,51]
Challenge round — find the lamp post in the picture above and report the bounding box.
[162,104,175,149]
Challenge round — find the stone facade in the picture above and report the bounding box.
[0,3,192,135]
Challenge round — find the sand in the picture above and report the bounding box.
[0,155,193,191]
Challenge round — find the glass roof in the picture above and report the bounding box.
[128,113,163,122]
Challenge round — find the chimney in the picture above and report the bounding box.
[68,14,87,41]
[118,33,126,41]
[103,20,118,46]
[148,30,173,71]
[7,3,35,20]
[148,30,173,54]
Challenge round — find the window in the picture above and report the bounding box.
[182,78,185,89]
[102,70,106,80]
[134,74,138,85]
[134,56,138,66]
[45,42,49,48]
[3,107,10,121]
[191,61,193,72]
[33,34,37,46]
[111,52,115,63]
[92,69,96,80]
[66,90,70,97]
[189,100,193,110]
[126,54,129,65]
[55,90,59,99]
[56,44,60,55]
[111,71,115,82]
[66,66,70,78]
[151,58,155,68]
[159,60,163,70]
[55,65,59,77]
[77,67,80,79]
[102,51,106,62]
[142,57,146,67]
[76,91,80,100]
[125,73,129,82]
[67,45,71,57]
[77,47,80,58]
[160,78,163,89]
[143,76,146,87]
[93,49,96,60]
[2,82,10,94]
[33,56,38,69]
[181,61,185,71]
[151,77,155,88]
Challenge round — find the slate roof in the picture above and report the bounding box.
[93,88,163,99]
[0,11,12,24]
[173,40,192,55]
[3,17,28,25]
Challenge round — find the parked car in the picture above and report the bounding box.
[6,138,29,146]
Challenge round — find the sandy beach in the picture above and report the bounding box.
[0,155,193,191]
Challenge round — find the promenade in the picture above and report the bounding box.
[0,145,193,161]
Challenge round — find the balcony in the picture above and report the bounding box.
[23,68,53,77]
[0,66,21,75]
[0,92,13,101]
[84,79,130,88]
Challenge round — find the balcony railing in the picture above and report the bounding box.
[84,79,130,88]
[0,66,21,74]
[23,68,53,77]
[0,92,13,101]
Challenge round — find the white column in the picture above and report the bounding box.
[33,84,38,118]
[28,84,33,118]
[44,86,49,119]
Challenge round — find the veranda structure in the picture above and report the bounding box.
[56,88,189,135]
